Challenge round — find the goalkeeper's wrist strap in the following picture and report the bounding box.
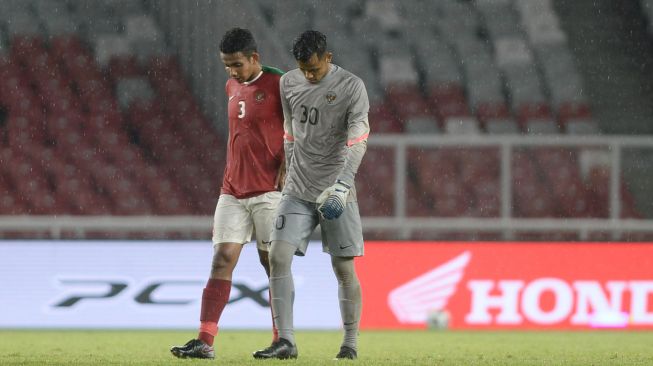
[336,180,351,190]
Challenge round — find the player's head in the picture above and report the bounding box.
[219,27,261,83]
[292,30,332,84]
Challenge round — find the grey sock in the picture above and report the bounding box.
[270,274,295,345]
[339,282,361,350]
[269,240,297,345]
[331,256,361,351]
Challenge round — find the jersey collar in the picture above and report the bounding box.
[243,70,263,85]
[317,64,338,83]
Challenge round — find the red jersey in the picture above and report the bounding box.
[221,66,285,199]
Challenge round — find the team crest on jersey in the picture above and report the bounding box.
[325,91,337,104]
[254,90,266,103]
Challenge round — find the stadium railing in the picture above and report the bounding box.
[1,134,652,241]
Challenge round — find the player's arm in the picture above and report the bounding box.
[337,77,370,185]
[318,78,370,220]
[274,154,286,190]
[280,76,294,173]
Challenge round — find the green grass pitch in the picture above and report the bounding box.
[1,330,652,365]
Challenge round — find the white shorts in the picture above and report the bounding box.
[212,191,282,251]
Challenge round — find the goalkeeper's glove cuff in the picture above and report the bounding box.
[334,179,351,191]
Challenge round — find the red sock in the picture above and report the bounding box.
[198,278,231,347]
[269,289,279,342]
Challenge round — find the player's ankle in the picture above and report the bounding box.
[198,332,214,346]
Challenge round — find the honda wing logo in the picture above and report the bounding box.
[388,251,471,324]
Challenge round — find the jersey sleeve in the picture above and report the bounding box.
[345,77,370,146]
[262,65,285,76]
[336,77,369,185]
[280,75,295,171]
[280,76,293,142]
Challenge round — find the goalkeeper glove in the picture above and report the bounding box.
[316,180,351,220]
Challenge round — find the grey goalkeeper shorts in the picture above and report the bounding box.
[270,194,364,257]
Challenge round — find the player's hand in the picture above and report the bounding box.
[316,180,351,220]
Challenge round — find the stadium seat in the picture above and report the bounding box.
[476,101,510,127]
[516,102,553,128]
[565,118,601,134]
[557,101,592,125]
[470,179,501,217]
[444,116,481,135]
[404,116,441,134]
[356,147,395,216]
[486,118,520,134]
[369,104,403,133]
[384,84,431,120]
[525,119,560,135]
[108,55,143,81]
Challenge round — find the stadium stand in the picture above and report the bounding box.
[0,0,651,240]
[0,0,223,225]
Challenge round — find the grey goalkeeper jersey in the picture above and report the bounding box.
[280,64,370,202]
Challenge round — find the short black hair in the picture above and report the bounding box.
[292,30,327,62]
[219,27,257,55]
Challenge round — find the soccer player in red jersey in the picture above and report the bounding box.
[170,27,285,359]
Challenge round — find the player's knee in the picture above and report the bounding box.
[269,240,294,275]
[258,251,269,267]
[332,256,358,287]
[257,250,271,274]
[268,249,287,270]
[212,248,238,272]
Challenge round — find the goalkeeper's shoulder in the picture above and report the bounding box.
[262,65,285,76]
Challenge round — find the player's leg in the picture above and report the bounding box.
[257,249,271,277]
[266,240,297,356]
[320,201,364,359]
[331,255,361,360]
[251,191,282,342]
[171,194,253,359]
[253,195,317,359]
[256,248,279,342]
[197,242,243,345]
[252,241,297,359]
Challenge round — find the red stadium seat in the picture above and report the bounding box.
[384,85,432,121]
[556,101,591,125]
[515,232,580,241]
[428,82,466,108]
[10,35,47,63]
[471,180,501,217]
[369,103,403,133]
[406,180,435,217]
[515,102,552,130]
[476,101,510,128]
[532,148,590,217]
[6,116,47,147]
[107,55,143,81]
[356,147,396,217]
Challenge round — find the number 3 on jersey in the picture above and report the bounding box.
[238,100,246,118]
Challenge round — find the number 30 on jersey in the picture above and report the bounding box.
[300,104,319,125]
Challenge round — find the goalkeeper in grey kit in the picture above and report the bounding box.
[253,30,369,361]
